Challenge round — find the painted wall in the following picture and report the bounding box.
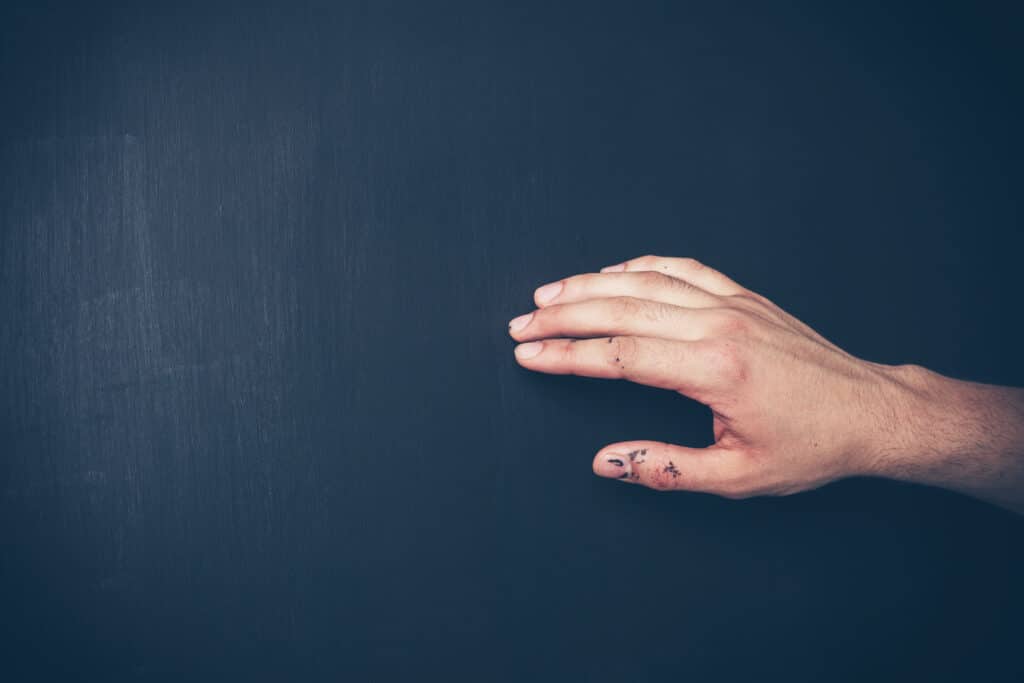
[2,2,1022,680]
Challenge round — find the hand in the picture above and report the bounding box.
[507,255,1024,510]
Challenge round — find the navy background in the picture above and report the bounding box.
[2,1,1023,680]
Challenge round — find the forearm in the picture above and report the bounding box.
[870,364,1024,513]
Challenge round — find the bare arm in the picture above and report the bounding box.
[873,368,1024,513]
[507,254,1024,513]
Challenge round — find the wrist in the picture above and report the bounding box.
[861,363,1024,510]
[858,363,956,481]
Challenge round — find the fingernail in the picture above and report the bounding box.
[534,281,563,305]
[595,452,633,481]
[514,341,543,360]
[508,312,533,333]
[600,263,626,273]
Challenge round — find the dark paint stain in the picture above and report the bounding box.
[627,449,648,464]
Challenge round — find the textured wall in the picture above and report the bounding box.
[2,2,1023,680]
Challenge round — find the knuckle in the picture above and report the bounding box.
[710,306,763,337]
[729,289,775,310]
[672,276,702,294]
[640,300,669,323]
[638,270,667,288]
[678,257,706,271]
[724,290,755,304]
[560,338,582,364]
[604,294,669,324]
[718,309,753,334]
[701,339,747,384]
[607,296,639,322]
[607,335,639,370]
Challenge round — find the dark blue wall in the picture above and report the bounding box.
[2,2,1022,680]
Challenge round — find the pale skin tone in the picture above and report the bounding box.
[507,255,1024,514]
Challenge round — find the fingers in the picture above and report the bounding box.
[592,440,750,496]
[509,297,728,343]
[512,336,728,398]
[508,255,757,402]
[601,254,746,297]
[533,271,721,310]
[585,256,839,351]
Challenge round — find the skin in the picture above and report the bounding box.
[507,254,1024,514]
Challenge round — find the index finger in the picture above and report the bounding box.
[513,336,727,403]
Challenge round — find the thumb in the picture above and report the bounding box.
[593,440,746,496]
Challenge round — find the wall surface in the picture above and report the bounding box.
[2,1,1023,680]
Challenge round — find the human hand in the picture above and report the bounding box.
[507,255,927,499]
